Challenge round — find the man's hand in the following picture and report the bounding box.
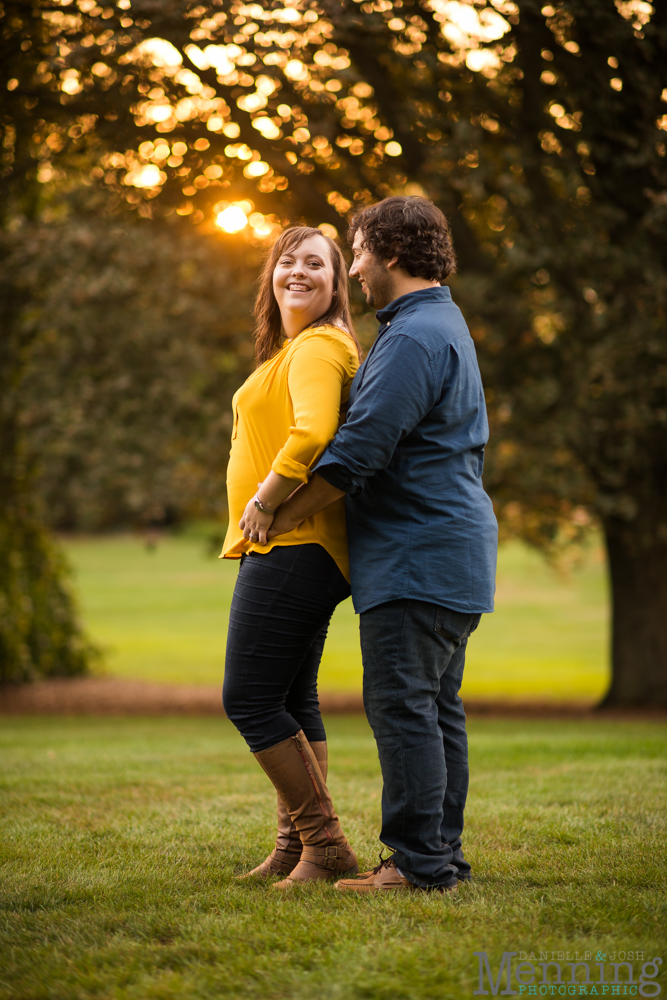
[267,473,345,539]
[267,504,304,539]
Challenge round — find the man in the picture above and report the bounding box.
[269,196,497,893]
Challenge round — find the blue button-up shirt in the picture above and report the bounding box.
[316,285,497,615]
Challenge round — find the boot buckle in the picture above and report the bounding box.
[323,846,339,869]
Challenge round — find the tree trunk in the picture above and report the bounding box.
[0,384,98,683]
[601,517,667,707]
[0,234,98,683]
[0,499,98,683]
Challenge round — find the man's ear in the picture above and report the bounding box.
[386,256,400,270]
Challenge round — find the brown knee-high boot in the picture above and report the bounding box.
[253,730,358,889]
[238,741,327,879]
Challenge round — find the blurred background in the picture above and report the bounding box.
[62,531,609,703]
[2,0,666,708]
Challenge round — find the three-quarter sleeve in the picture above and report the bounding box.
[271,329,352,482]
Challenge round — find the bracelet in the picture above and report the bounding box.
[254,493,277,515]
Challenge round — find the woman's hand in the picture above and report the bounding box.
[239,472,302,545]
[239,497,274,546]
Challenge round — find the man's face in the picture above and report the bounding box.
[349,231,395,310]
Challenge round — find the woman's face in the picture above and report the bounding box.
[272,234,336,336]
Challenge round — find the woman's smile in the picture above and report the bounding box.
[272,233,336,336]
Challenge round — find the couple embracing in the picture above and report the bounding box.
[221,196,498,894]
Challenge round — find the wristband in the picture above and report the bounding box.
[254,494,277,515]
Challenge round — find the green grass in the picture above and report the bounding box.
[64,534,609,701]
[1,716,665,1000]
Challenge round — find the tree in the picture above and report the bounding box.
[1,217,96,681]
[19,202,256,532]
[1,4,257,680]
[0,0,116,681]
[3,0,666,703]
[1,193,256,681]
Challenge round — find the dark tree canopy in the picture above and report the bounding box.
[16,207,255,530]
[1,0,666,702]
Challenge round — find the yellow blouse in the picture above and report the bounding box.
[220,324,360,580]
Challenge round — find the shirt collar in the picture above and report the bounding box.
[376,285,452,325]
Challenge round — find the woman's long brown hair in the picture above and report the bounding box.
[253,226,361,365]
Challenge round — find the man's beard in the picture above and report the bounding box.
[363,259,395,310]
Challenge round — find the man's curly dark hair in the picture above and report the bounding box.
[348,196,457,282]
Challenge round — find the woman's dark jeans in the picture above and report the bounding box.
[360,599,481,889]
[223,544,351,753]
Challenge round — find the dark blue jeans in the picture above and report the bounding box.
[223,544,351,753]
[360,599,481,889]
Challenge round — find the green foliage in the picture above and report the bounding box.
[3,1,666,545]
[2,1,666,697]
[9,201,256,529]
[0,188,255,678]
[0,507,95,682]
[5,0,665,549]
[0,198,97,680]
[0,716,665,998]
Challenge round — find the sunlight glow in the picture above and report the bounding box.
[238,92,268,113]
[124,164,164,188]
[614,1,654,29]
[61,70,82,95]
[184,45,209,70]
[244,160,270,177]
[213,202,276,240]
[204,45,236,77]
[427,0,510,75]
[256,76,279,96]
[225,143,253,160]
[144,104,175,124]
[272,7,301,23]
[285,59,308,81]
[252,117,282,139]
[249,212,275,238]
[466,48,501,72]
[216,205,249,233]
[135,38,183,68]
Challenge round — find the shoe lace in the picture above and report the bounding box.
[371,849,396,875]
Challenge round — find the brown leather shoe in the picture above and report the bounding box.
[335,858,458,894]
[236,741,327,879]
[252,730,358,889]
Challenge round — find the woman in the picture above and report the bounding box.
[221,226,361,889]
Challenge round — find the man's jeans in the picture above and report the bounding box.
[360,599,481,889]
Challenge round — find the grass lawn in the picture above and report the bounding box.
[1,716,665,1000]
[64,534,609,701]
